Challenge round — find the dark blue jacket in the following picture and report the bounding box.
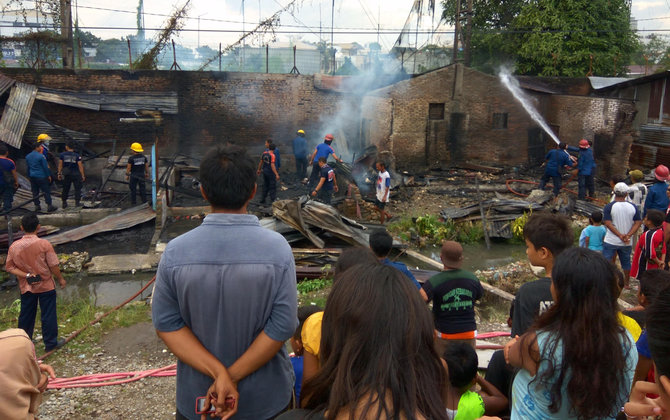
[568,146,596,176]
[544,149,572,177]
[644,181,669,216]
[292,136,307,157]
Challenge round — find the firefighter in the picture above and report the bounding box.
[126,142,149,205]
[307,134,343,188]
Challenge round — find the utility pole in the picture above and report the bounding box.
[452,0,473,66]
[60,0,74,69]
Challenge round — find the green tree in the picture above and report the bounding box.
[95,38,129,64]
[16,30,61,69]
[631,34,670,66]
[511,0,637,76]
[441,0,637,76]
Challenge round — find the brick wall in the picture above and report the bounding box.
[361,64,634,177]
[548,95,636,180]
[0,69,353,160]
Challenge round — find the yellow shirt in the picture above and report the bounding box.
[301,311,323,357]
[618,312,642,341]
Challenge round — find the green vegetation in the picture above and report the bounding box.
[511,211,531,242]
[388,215,484,245]
[0,297,151,353]
[297,277,333,295]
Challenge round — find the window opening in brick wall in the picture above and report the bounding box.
[429,103,445,120]
[492,112,508,129]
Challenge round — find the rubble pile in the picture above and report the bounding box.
[475,261,539,294]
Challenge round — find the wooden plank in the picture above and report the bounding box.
[44,203,155,246]
[404,249,515,302]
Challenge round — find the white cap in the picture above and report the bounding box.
[613,182,629,195]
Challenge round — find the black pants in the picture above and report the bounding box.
[317,188,333,204]
[19,289,58,351]
[261,172,277,202]
[578,174,595,199]
[30,176,52,207]
[62,173,83,204]
[308,162,320,188]
[295,156,307,178]
[129,174,147,205]
[0,183,15,213]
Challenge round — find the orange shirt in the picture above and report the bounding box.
[5,235,59,294]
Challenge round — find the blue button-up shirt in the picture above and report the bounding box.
[381,257,421,289]
[644,181,669,216]
[152,213,297,420]
[26,150,50,178]
[292,136,307,157]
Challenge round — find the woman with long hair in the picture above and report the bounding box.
[279,263,448,420]
[504,247,637,419]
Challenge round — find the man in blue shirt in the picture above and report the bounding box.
[568,139,596,199]
[369,229,421,290]
[292,129,308,180]
[538,142,573,197]
[310,157,338,204]
[26,143,56,213]
[0,144,18,214]
[153,145,297,420]
[643,164,669,216]
[307,134,343,188]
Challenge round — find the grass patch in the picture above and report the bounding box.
[0,296,151,354]
[388,214,484,245]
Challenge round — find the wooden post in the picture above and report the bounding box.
[60,0,74,69]
[77,38,83,68]
[266,44,269,73]
[127,39,133,70]
[219,43,222,71]
[475,176,491,250]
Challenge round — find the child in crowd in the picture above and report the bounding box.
[581,210,607,252]
[443,342,508,419]
[290,306,323,407]
[280,264,449,420]
[631,209,666,279]
[300,247,378,393]
[624,284,670,419]
[420,240,483,356]
[505,247,637,419]
[631,270,670,393]
[485,213,573,405]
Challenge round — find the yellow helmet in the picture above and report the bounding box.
[297,129,305,134]
[37,133,51,142]
[130,142,144,152]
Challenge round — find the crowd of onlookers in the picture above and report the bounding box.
[2,145,670,420]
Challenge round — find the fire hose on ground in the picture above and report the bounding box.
[40,278,511,388]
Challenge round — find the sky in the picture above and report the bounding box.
[6,0,670,51]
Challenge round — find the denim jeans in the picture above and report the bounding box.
[30,176,52,207]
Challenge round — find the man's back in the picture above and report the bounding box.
[510,278,553,337]
[422,269,483,334]
[604,200,640,245]
[152,213,297,420]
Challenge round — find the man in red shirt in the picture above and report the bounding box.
[5,214,66,352]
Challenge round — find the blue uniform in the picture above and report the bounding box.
[316,164,335,204]
[292,136,308,178]
[538,149,572,196]
[308,142,337,188]
[59,151,83,206]
[0,157,16,212]
[568,145,596,199]
[381,258,421,289]
[26,150,53,209]
[643,181,669,216]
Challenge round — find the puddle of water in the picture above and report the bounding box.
[0,272,156,308]
[399,241,527,271]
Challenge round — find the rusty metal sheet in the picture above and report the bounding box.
[0,74,16,97]
[24,117,91,145]
[0,83,38,148]
[44,203,155,246]
[36,87,178,114]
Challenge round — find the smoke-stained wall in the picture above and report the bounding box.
[0,69,353,160]
[360,65,635,181]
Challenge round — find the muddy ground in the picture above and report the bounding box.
[32,167,635,419]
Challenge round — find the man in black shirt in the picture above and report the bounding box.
[57,142,85,208]
[126,142,149,205]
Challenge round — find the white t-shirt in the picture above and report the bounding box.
[603,200,641,246]
[376,170,391,202]
[626,182,648,213]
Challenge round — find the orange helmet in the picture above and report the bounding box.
[324,134,334,141]
[579,139,590,148]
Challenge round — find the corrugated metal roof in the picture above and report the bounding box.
[0,74,16,97]
[24,117,91,144]
[0,83,38,148]
[36,88,178,114]
[588,77,630,90]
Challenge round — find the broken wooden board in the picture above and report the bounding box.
[87,253,161,275]
[44,203,155,246]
